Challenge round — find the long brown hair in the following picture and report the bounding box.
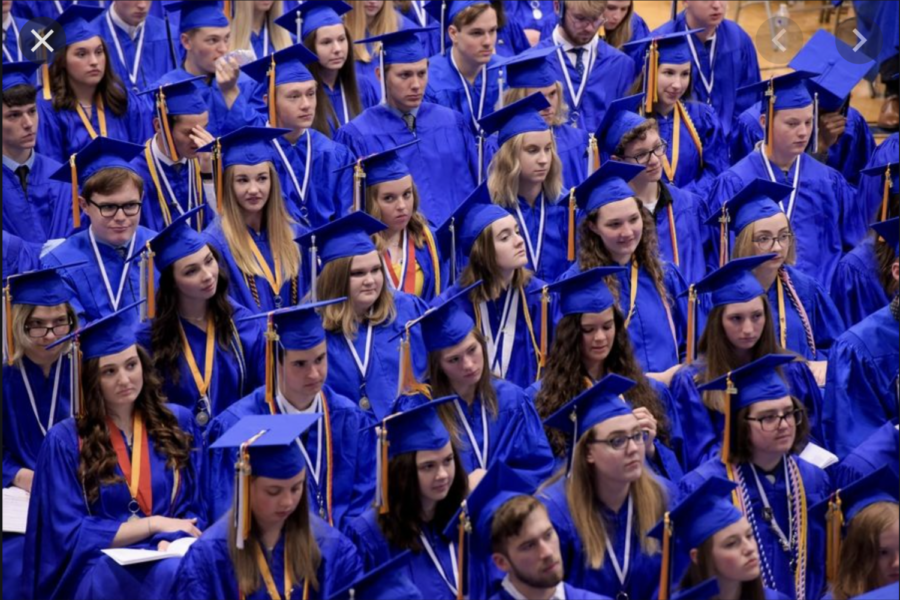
[366,180,430,251]
[150,245,236,386]
[602,1,635,50]
[228,482,321,596]
[680,534,767,600]
[303,26,364,138]
[77,346,193,505]
[49,38,128,116]
[458,225,533,304]
[316,254,397,336]
[832,502,900,600]
[729,398,809,465]
[377,448,469,550]
[875,193,899,299]
[535,309,670,458]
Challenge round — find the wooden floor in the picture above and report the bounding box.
[632,0,892,143]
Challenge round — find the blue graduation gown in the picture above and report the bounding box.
[655,182,709,285]
[161,68,256,138]
[616,11,653,65]
[729,102,875,187]
[2,152,73,250]
[857,132,898,226]
[491,582,610,600]
[425,53,502,135]
[203,220,306,314]
[35,91,152,165]
[96,10,181,92]
[833,421,899,490]
[533,36,636,133]
[501,194,573,283]
[41,225,157,321]
[539,478,671,600]
[831,237,891,328]
[652,14,760,138]
[679,456,829,600]
[669,360,825,471]
[324,291,427,422]
[174,513,362,600]
[2,15,27,63]
[349,510,460,600]
[824,304,900,459]
[23,405,204,600]
[2,231,38,278]
[134,305,265,428]
[354,12,421,93]
[554,123,590,189]
[202,385,375,532]
[495,20,532,59]
[704,151,856,291]
[764,265,845,361]
[653,101,728,197]
[434,279,547,391]
[323,77,381,136]
[13,0,104,21]
[335,103,479,225]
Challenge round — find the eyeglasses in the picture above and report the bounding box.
[744,409,804,432]
[24,320,73,338]
[88,199,143,218]
[589,430,649,451]
[622,140,668,165]
[569,13,605,27]
[752,233,794,251]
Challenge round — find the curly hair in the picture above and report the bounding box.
[535,309,670,458]
[49,38,128,116]
[77,346,193,505]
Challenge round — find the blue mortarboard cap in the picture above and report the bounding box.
[673,579,720,600]
[5,263,84,306]
[413,282,480,353]
[596,94,647,157]
[478,92,550,148]
[356,27,437,66]
[439,183,511,257]
[837,466,900,523]
[648,476,742,549]
[490,45,560,89]
[50,301,142,360]
[544,374,636,441]
[241,42,319,86]
[871,217,899,255]
[623,29,699,65]
[296,211,387,266]
[327,551,422,600]
[539,267,625,316]
[698,354,795,411]
[139,75,207,116]
[739,70,818,111]
[789,30,875,112]
[239,298,345,352]
[690,254,776,308]
[140,207,210,272]
[55,5,104,48]
[275,1,352,41]
[852,582,900,600]
[2,61,40,91]
[209,414,320,479]
[383,395,456,458]
[337,142,417,187]
[861,161,900,197]
[453,463,535,544]
[425,1,490,27]
[165,1,229,34]
[198,126,291,170]
[573,161,645,214]
[49,136,144,187]
[705,178,795,234]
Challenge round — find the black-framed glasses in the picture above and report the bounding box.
[752,233,794,251]
[88,199,143,218]
[589,430,649,451]
[621,140,668,165]
[744,409,803,432]
[24,320,73,338]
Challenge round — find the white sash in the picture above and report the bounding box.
[686,29,717,101]
[515,195,545,272]
[605,494,633,589]
[479,289,518,379]
[290,393,324,492]
[3,18,22,62]
[419,533,459,597]
[454,398,489,469]
[759,147,801,221]
[450,50,488,133]
[271,130,311,204]
[19,358,64,437]
[344,321,374,380]
[556,42,597,113]
[106,10,146,88]
[151,136,195,217]
[89,228,137,312]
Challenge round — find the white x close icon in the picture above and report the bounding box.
[31,29,54,53]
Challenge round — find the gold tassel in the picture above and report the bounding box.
[215,139,224,214]
[765,78,776,157]
[4,284,14,366]
[456,505,468,600]
[645,40,658,114]
[159,89,179,162]
[379,426,390,515]
[567,189,576,261]
[268,56,277,127]
[264,316,278,414]
[721,373,737,463]
[146,243,156,319]
[827,493,843,582]
[70,154,81,228]
[718,205,730,267]
[398,325,429,396]
[685,285,696,365]
[881,164,892,222]
[223,0,232,22]
[42,63,51,100]
[659,511,672,600]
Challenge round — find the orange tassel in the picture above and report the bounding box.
[685,285,696,365]
[159,89,179,162]
[398,326,429,396]
[765,78,776,157]
[4,285,14,366]
[658,511,672,600]
[268,56,277,127]
[379,426,390,515]
[567,189,576,261]
[264,316,277,414]
[70,155,81,228]
[645,40,658,114]
[223,0,232,22]
[146,243,156,319]
[827,493,843,582]
[215,139,224,214]
[456,507,467,600]
[881,164,891,222]
[721,372,737,463]
[540,287,549,370]
[42,63,51,100]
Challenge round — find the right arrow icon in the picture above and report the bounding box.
[853,28,867,52]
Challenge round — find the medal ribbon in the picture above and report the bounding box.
[179,317,215,400]
[107,412,152,516]
[75,97,108,139]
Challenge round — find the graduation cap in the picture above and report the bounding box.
[435,183,509,281]
[334,141,420,214]
[672,579,720,600]
[2,61,39,91]
[197,126,291,213]
[55,5,105,48]
[544,374,637,474]
[275,1,352,42]
[424,1,491,54]
[138,76,207,162]
[295,211,387,300]
[871,217,899,256]
[595,94,647,159]
[697,353,796,463]
[789,30,875,112]
[573,160,645,215]
[48,136,145,230]
[327,551,422,600]
[241,42,320,127]
[622,29,704,114]
[478,92,550,148]
[209,414,321,548]
[648,477,742,600]
[861,161,899,223]
[489,44,560,90]
[164,1,229,34]
[738,70,820,154]
[356,28,438,102]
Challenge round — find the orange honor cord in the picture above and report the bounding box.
[264,315,278,414]
[567,189,576,261]
[223,1,232,22]
[70,154,81,228]
[658,512,672,600]
[520,287,542,381]
[321,393,335,526]
[685,285,696,365]
[146,243,156,319]
[268,56,278,127]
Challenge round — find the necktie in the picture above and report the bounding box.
[15,165,29,196]
[573,47,586,78]
[115,246,129,260]
[402,112,416,133]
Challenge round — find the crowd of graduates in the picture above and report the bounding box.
[2,1,899,599]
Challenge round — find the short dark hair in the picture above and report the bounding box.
[2,84,37,108]
[490,495,545,555]
[730,397,809,464]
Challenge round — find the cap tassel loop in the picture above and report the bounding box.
[658,512,673,600]
[264,315,279,414]
[267,56,278,127]
[765,78,776,157]
[645,40,659,115]
[70,154,81,229]
[826,493,843,583]
[721,373,737,463]
[353,159,366,213]
[881,164,892,222]
[158,88,179,162]
[685,285,697,365]
[567,188,576,261]
[378,426,390,515]
[3,284,14,366]
[456,503,469,600]
[214,139,224,214]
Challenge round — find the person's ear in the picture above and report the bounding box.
[375,66,382,82]
[78,195,89,211]
[892,260,898,283]
[689,547,699,565]
[492,552,511,573]
[448,25,459,46]
[758,113,767,130]
[180,32,191,51]
[152,117,161,135]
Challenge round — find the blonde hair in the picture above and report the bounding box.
[11,303,77,362]
[732,219,797,265]
[365,180,430,252]
[316,255,397,336]
[219,162,301,282]
[229,0,292,54]
[566,429,666,569]
[832,502,900,600]
[487,130,564,209]
[503,84,571,128]
[345,0,401,64]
